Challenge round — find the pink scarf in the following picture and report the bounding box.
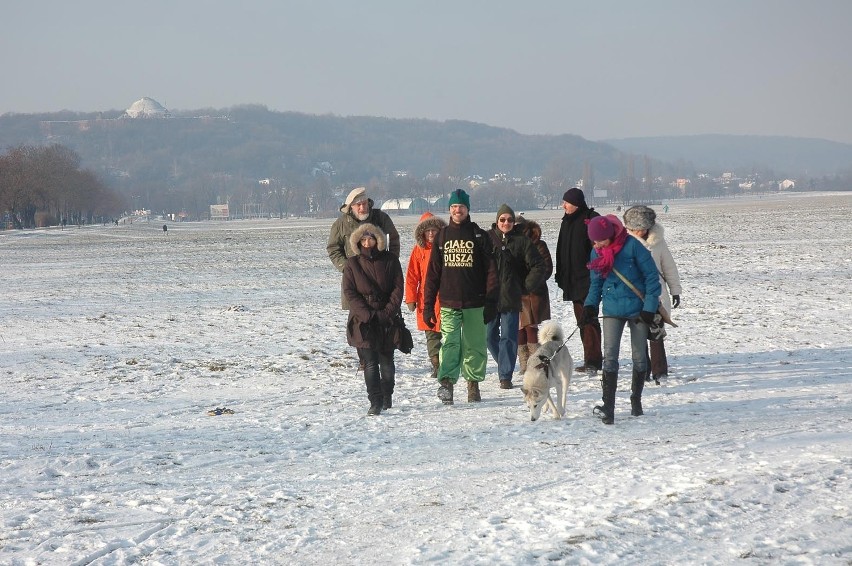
[587,225,628,278]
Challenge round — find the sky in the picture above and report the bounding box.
[1,193,851,563]
[3,0,852,144]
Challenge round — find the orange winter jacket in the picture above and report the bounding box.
[405,212,445,331]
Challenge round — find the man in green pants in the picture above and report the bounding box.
[423,189,498,405]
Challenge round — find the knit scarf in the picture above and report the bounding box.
[587,227,628,278]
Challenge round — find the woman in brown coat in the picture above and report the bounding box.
[517,217,553,374]
[343,223,404,415]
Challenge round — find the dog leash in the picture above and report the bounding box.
[534,326,579,374]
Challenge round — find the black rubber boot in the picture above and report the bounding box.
[365,370,382,415]
[381,376,395,410]
[594,371,617,424]
[630,368,645,416]
[367,399,383,416]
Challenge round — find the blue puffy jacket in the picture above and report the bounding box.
[584,236,661,319]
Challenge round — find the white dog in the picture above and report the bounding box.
[521,321,573,421]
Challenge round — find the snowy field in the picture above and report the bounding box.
[1,192,850,565]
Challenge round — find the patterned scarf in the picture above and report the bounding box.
[587,226,628,278]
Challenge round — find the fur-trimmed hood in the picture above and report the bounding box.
[520,218,542,243]
[643,222,666,248]
[413,212,447,248]
[349,223,387,255]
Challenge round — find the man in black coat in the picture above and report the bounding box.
[554,188,602,373]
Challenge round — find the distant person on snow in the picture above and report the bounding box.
[327,187,400,309]
[623,205,682,383]
[405,212,447,381]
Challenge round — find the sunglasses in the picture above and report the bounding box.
[498,217,514,224]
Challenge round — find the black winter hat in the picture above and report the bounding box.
[562,187,586,207]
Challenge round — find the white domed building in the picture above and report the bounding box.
[124,97,171,119]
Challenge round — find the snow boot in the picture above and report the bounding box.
[437,379,454,405]
[630,368,645,416]
[365,370,383,415]
[381,376,395,410]
[429,355,440,381]
[367,399,383,416]
[594,371,617,424]
[467,380,481,402]
[499,380,514,389]
[518,343,531,375]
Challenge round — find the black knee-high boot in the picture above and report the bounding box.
[594,371,617,424]
[364,366,382,416]
[630,368,645,416]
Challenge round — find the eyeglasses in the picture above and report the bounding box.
[498,217,514,224]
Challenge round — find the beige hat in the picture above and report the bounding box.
[340,187,369,213]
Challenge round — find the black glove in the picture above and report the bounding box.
[423,306,437,329]
[375,311,393,325]
[483,304,497,324]
[582,305,598,325]
[640,310,656,325]
[671,295,680,309]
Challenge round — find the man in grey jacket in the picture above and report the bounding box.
[327,187,400,309]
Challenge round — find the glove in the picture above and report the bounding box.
[582,305,598,325]
[406,302,417,312]
[671,295,680,309]
[375,311,393,325]
[423,306,437,329]
[640,310,656,325]
[483,304,497,324]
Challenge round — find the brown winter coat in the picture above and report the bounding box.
[519,219,552,327]
[343,223,404,352]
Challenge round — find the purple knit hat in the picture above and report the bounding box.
[587,216,615,241]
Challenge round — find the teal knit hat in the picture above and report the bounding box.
[448,189,471,209]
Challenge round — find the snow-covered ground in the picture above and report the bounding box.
[1,193,850,565]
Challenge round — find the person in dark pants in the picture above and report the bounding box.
[554,188,602,373]
[343,223,404,416]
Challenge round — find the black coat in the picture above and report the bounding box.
[488,225,547,313]
[554,207,599,302]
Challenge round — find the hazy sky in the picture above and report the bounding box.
[3,0,852,143]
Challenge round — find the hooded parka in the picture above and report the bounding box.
[343,224,404,352]
[405,212,447,331]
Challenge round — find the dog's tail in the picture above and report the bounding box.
[537,320,563,344]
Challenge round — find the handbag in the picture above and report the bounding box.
[393,314,415,354]
[611,268,676,341]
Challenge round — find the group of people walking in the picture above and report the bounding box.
[327,186,681,423]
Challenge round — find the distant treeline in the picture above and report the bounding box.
[0,145,123,228]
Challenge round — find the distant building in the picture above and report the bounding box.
[124,97,171,119]
[379,198,430,215]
